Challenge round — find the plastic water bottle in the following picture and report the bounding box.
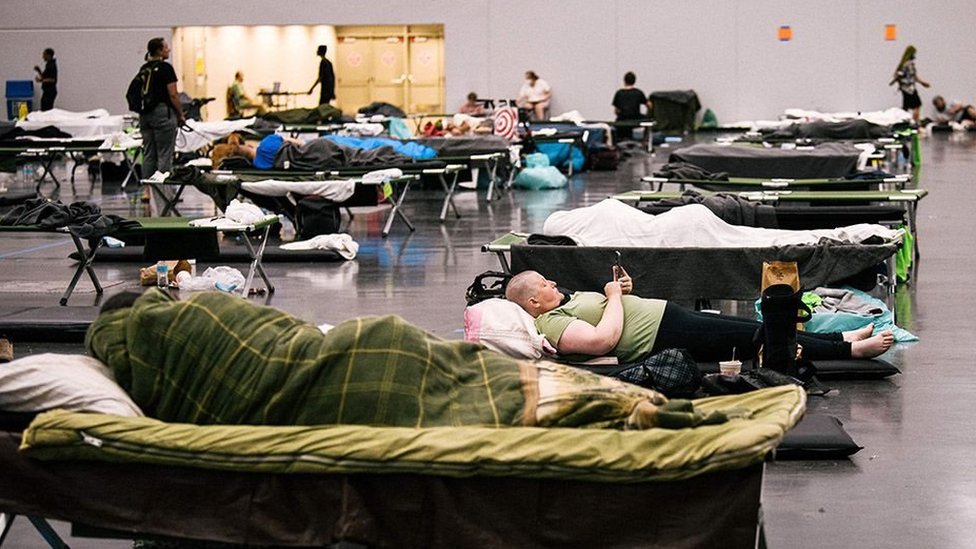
[22,162,34,185]
[156,261,169,288]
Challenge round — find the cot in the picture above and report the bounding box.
[0,140,141,190]
[145,168,422,237]
[613,188,926,250]
[641,172,912,192]
[0,215,277,305]
[14,109,129,139]
[0,383,804,548]
[483,228,900,303]
[670,142,868,179]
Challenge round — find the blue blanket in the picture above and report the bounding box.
[324,135,436,160]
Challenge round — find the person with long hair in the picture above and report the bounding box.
[889,45,930,125]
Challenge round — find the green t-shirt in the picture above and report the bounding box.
[534,292,667,363]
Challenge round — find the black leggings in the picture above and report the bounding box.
[651,303,851,362]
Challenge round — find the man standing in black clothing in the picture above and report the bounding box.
[34,48,58,111]
[308,45,336,106]
[611,72,651,141]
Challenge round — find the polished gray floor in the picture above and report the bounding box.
[1,132,973,548]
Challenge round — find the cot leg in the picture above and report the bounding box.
[156,184,186,217]
[38,154,62,191]
[486,158,502,202]
[0,513,14,546]
[26,516,69,549]
[438,172,461,222]
[495,251,511,273]
[383,182,415,238]
[239,226,274,297]
[908,203,920,282]
[120,150,140,188]
[61,233,103,306]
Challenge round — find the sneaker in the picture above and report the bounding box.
[0,338,13,363]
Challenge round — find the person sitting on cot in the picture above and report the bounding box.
[516,70,552,121]
[85,289,742,430]
[458,92,487,116]
[505,269,894,364]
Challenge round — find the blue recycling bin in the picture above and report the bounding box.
[6,80,34,120]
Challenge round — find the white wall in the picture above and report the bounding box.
[1,0,973,122]
[178,25,338,120]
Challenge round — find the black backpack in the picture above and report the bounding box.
[126,60,160,114]
[295,196,341,240]
[464,271,513,305]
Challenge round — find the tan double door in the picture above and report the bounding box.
[335,26,444,115]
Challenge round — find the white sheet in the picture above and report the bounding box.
[724,108,913,133]
[17,110,127,138]
[280,233,360,259]
[240,179,356,202]
[177,118,255,152]
[24,108,112,121]
[542,199,903,248]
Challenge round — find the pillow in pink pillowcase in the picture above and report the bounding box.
[464,298,555,359]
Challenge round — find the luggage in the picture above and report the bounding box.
[295,197,341,240]
[589,146,620,170]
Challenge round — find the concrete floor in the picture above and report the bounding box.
[1,132,973,548]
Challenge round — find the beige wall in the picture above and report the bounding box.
[0,1,971,121]
[174,25,337,120]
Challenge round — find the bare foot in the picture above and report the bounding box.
[851,331,894,358]
[842,324,875,342]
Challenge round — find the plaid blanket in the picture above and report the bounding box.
[86,290,669,429]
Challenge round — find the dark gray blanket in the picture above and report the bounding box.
[670,142,861,179]
[274,139,412,171]
[413,135,510,155]
[763,119,891,140]
[641,190,779,228]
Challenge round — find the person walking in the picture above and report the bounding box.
[889,45,930,125]
[308,45,336,106]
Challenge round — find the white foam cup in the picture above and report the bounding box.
[719,360,742,377]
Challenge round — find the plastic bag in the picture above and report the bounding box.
[178,266,246,292]
[514,166,568,190]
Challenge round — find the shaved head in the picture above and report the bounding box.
[505,271,563,317]
[505,270,542,307]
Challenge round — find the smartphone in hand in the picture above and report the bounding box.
[613,251,622,280]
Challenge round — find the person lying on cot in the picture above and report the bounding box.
[85,289,737,431]
[505,269,894,364]
[217,133,415,171]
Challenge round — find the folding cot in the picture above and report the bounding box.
[669,142,869,180]
[145,169,423,237]
[0,383,805,548]
[0,215,278,305]
[0,140,142,190]
[612,188,927,252]
[482,230,900,303]
[730,119,918,160]
[640,172,913,192]
[411,135,514,201]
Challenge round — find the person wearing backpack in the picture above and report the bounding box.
[138,37,185,179]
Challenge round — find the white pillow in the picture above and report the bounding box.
[0,353,144,416]
[464,299,554,359]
